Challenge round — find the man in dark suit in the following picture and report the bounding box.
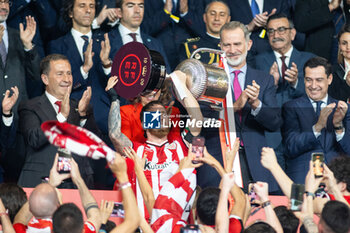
[179,0,230,65]
[293,0,340,60]
[254,13,315,170]
[108,0,170,73]
[48,0,111,140]
[282,57,350,184]
[18,54,101,188]
[0,86,19,182]
[0,2,41,182]
[198,21,282,191]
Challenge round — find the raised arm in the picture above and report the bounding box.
[169,71,203,137]
[215,173,235,233]
[107,79,132,153]
[261,147,293,198]
[0,198,15,233]
[70,159,101,231]
[254,182,283,233]
[123,146,155,215]
[109,152,140,233]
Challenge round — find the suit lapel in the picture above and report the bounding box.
[141,33,153,49]
[64,33,84,65]
[241,67,254,125]
[38,94,57,121]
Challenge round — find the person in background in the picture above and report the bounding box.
[329,23,350,103]
[282,57,350,184]
[179,0,230,65]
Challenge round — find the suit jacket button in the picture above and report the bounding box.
[4,75,8,79]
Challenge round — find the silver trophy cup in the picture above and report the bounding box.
[175,48,229,105]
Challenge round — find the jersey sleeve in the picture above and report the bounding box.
[84,221,96,233]
[229,216,244,233]
[13,223,27,233]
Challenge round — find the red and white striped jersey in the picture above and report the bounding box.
[151,168,197,233]
[125,133,189,219]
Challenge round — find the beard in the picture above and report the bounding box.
[0,9,8,23]
[148,127,171,139]
[225,49,248,67]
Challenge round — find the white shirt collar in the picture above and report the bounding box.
[118,23,141,40]
[206,32,220,40]
[71,28,92,40]
[45,91,61,113]
[0,21,7,30]
[309,95,328,106]
[273,46,293,60]
[70,28,92,60]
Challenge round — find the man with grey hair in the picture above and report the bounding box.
[198,21,281,192]
[254,13,315,172]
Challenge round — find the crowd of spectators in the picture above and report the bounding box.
[0,0,349,232]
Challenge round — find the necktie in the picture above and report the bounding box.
[55,101,62,113]
[233,70,244,145]
[0,40,7,67]
[251,0,260,17]
[315,101,322,118]
[280,55,287,83]
[81,35,89,54]
[233,70,242,101]
[128,33,137,42]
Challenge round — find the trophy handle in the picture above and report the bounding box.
[190,48,225,59]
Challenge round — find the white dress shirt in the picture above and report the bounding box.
[118,23,143,44]
[228,64,262,116]
[310,95,345,141]
[273,46,298,88]
[71,28,92,80]
[45,91,87,126]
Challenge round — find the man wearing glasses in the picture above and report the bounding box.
[254,13,315,173]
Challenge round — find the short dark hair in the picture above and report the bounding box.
[0,183,27,222]
[40,54,70,75]
[196,187,220,226]
[303,57,332,77]
[53,203,84,233]
[204,0,230,16]
[329,156,350,192]
[266,13,294,28]
[244,222,277,233]
[321,200,350,233]
[274,206,299,233]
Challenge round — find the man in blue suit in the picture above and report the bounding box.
[48,0,111,135]
[254,13,315,170]
[108,0,170,74]
[282,57,350,184]
[198,21,282,192]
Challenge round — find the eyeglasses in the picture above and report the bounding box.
[266,27,292,36]
[0,0,11,6]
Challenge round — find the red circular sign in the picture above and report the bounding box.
[118,54,142,87]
